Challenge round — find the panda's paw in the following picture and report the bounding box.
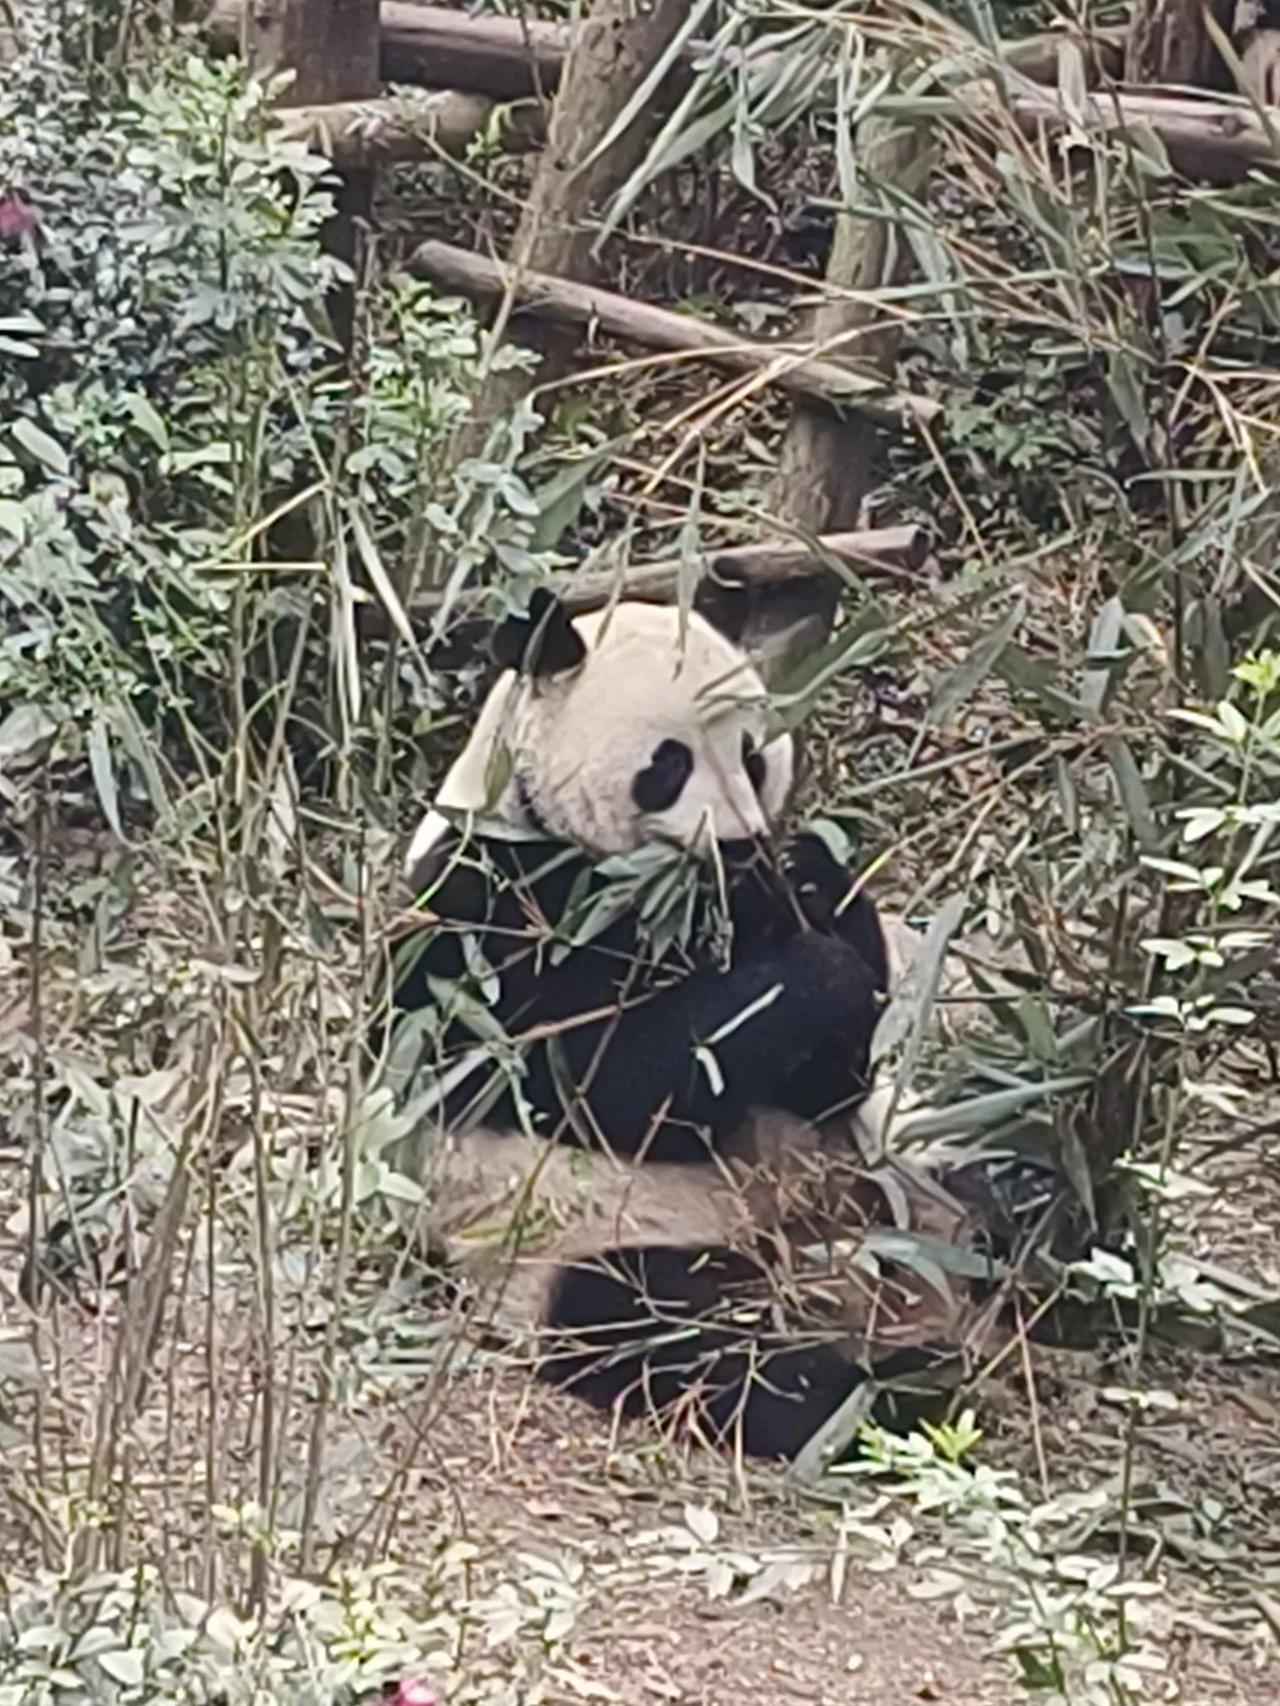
[781,929,881,1026]
[783,833,856,932]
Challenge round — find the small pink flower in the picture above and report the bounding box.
[0,194,36,242]
[390,1680,438,1706]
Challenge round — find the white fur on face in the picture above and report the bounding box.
[406,603,795,871]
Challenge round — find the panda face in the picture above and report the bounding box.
[406,599,795,873]
[616,718,786,855]
[513,604,793,856]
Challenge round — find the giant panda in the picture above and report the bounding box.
[377,589,969,1460]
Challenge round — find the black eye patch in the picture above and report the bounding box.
[743,734,767,793]
[632,739,694,814]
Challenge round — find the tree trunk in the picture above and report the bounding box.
[1125,0,1280,118]
[241,0,380,348]
[239,0,378,100]
[750,115,932,679]
[1125,0,1236,88]
[461,0,692,452]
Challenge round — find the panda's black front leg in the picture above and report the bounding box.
[560,928,884,1162]
[723,833,890,990]
[784,832,891,993]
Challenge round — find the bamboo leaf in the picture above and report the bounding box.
[927,602,1023,727]
[88,716,125,841]
[893,1075,1092,1143]
[1103,737,1160,851]
[770,618,899,727]
[858,1227,1005,1286]
[529,439,621,550]
[11,415,68,475]
[997,644,1093,723]
[1080,595,1125,716]
[1106,349,1148,451]
[122,391,170,452]
[834,29,863,209]
[789,1380,883,1485]
[1057,1117,1097,1227]
[702,983,783,1047]
[873,892,967,1086]
[595,80,732,248]
[330,534,362,726]
[350,505,416,651]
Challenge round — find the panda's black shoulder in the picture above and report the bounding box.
[407,828,585,921]
[391,828,564,1001]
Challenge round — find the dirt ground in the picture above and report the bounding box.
[6,1220,1280,1705]
[307,1353,1280,1705]
[362,1365,1012,1706]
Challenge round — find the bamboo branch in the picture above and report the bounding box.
[408,239,939,428]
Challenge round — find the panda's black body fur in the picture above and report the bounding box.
[391,825,890,1166]
[541,1244,885,1459]
[384,591,909,1460]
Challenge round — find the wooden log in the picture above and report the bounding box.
[1002,25,1125,85]
[1125,0,1235,89]
[1240,30,1280,106]
[209,0,691,101]
[274,91,543,166]
[998,83,1280,180]
[378,1,567,98]
[550,525,930,612]
[355,526,929,639]
[757,114,933,678]
[212,0,1123,100]
[409,239,939,428]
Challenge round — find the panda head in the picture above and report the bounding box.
[407,591,795,874]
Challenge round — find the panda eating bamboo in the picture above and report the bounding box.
[377,589,967,1461]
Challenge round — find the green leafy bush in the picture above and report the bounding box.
[0,15,344,748]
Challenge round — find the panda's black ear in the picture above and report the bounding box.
[491,588,587,678]
[693,577,750,645]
